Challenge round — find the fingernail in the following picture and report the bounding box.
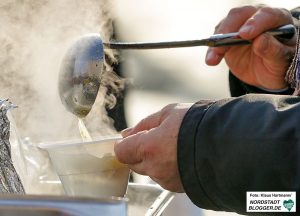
[239,25,254,35]
[205,50,215,62]
[121,127,133,137]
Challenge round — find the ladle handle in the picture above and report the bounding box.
[103,24,296,49]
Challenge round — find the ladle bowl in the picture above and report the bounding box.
[58,33,104,118]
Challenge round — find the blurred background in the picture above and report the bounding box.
[0,0,299,215]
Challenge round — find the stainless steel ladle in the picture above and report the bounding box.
[58,24,295,118]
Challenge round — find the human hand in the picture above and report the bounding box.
[206,5,296,90]
[114,103,192,192]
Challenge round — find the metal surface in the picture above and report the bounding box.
[58,33,104,118]
[0,183,173,216]
[0,207,71,216]
[126,183,164,216]
[0,194,127,216]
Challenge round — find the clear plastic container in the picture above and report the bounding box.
[39,136,129,198]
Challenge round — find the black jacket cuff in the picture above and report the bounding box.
[177,100,219,210]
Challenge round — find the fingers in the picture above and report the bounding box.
[115,103,188,192]
[206,5,293,66]
[206,5,258,65]
[120,111,162,138]
[117,104,178,163]
[217,5,259,34]
[121,104,177,138]
[205,49,224,66]
[239,7,293,39]
[115,128,182,191]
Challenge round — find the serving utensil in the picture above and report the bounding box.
[58,24,295,117]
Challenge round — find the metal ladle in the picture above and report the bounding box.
[58,24,295,118]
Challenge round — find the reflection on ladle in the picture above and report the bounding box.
[58,34,104,118]
[58,24,295,117]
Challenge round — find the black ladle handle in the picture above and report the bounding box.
[103,24,296,49]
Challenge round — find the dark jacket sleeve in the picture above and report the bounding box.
[178,94,300,215]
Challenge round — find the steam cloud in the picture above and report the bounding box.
[0,0,123,142]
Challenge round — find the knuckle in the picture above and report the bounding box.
[227,7,240,17]
[136,132,146,155]
[135,133,155,160]
[258,6,292,25]
[161,103,177,117]
[162,103,177,111]
[214,19,223,34]
[259,6,287,22]
[239,5,257,12]
[139,118,148,128]
[227,5,255,17]
[280,8,293,22]
[259,6,276,16]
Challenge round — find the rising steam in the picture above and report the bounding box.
[0,0,123,142]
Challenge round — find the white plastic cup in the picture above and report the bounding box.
[39,136,129,198]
